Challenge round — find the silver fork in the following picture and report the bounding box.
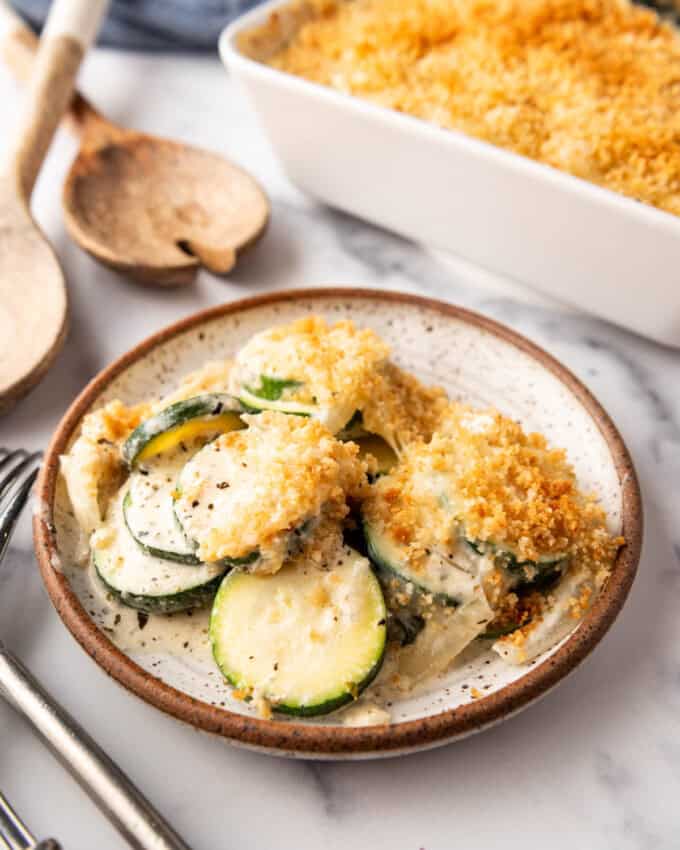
[0,449,42,564]
[0,789,60,849]
[0,448,193,850]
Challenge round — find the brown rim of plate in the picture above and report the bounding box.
[33,287,642,757]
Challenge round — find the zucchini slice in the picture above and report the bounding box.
[210,547,387,716]
[175,518,318,572]
[465,538,567,582]
[237,385,315,418]
[364,521,482,607]
[123,454,199,564]
[237,377,358,434]
[173,430,323,571]
[122,394,244,466]
[93,493,225,613]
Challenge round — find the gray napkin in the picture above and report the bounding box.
[11,0,261,51]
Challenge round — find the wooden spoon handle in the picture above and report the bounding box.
[0,1,36,79]
[1,0,108,201]
[0,3,115,149]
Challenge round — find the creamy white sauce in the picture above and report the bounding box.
[341,702,391,726]
[379,527,484,606]
[125,449,195,557]
[55,488,216,662]
[175,436,265,556]
[92,490,224,597]
[93,566,214,662]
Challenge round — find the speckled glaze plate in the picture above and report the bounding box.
[34,289,642,759]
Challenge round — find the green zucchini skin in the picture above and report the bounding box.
[92,489,226,614]
[243,375,303,401]
[122,394,244,466]
[123,488,201,566]
[517,566,563,591]
[210,548,387,716]
[363,521,461,607]
[236,387,314,417]
[219,550,261,569]
[465,539,567,583]
[388,609,426,647]
[480,618,529,640]
[273,653,385,718]
[94,558,225,614]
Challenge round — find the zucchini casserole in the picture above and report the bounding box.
[61,316,623,719]
[263,0,680,217]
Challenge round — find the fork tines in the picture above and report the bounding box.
[0,448,42,563]
[0,788,62,850]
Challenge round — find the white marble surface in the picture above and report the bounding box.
[0,47,678,850]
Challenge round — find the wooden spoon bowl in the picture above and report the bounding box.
[0,184,67,412]
[3,25,270,288]
[63,105,269,286]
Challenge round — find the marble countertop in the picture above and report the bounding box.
[1,46,678,850]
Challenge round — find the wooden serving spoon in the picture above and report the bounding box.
[1,13,270,288]
[0,0,108,414]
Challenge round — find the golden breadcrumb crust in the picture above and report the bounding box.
[364,401,622,568]
[361,361,449,451]
[176,411,367,563]
[81,399,150,444]
[231,315,389,409]
[268,0,680,216]
[60,400,150,535]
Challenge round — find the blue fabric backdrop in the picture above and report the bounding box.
[11,0,262,51]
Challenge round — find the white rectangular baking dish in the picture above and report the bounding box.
[220,0,680,347]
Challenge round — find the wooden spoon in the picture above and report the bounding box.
[1,15,270,287]
[0,0,108,414]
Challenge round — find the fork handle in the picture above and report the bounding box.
[0,644,192,850]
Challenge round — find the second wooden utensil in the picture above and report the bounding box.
[1,13,270,287]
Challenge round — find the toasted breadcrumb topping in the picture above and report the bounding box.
[230,316,389,412]
[484,587,544,637]
[175,411,367,565]
[267,0,680,216]
[361,361,448,451]
[81,400,150,444]
[364,401,622,568]
[60,400,150,535]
